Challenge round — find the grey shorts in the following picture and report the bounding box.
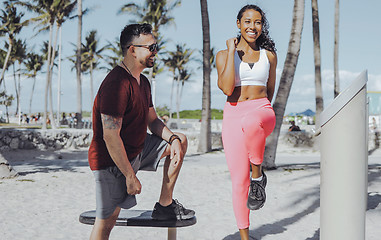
[93,133,168,219]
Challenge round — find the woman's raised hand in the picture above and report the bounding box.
[226,38,238,52]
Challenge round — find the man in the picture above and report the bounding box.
[88,23,194,240]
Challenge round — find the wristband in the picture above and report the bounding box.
[168,134,181,144]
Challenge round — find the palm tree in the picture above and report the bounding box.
[143,34,166,105]
[54,0,77,126]
[0,46,12,121]
[196,47,216,69]
[119,0,181,106]
[24,52,44,114]
[163,43,193,121]
[1,43,15,89]
[209,47,216,69]
[0,90,14,123]
[0,1,28,87]
[40,39,59,127]
[119,0,181,39]
[41,41,58,65]
[81,30,106,108]
[104,39,123,71]
[7,38,26,116]
[0,47,7,75]
[311,0,324,126]
[198,0,212,153]
[17,0,61,129]
[76,0,83,128]
[174,67,191,121]
[143,56,165,106]
[263,0,305,169]
[178,68,191,107]
[334,0,340,98]
[163,52,177,119]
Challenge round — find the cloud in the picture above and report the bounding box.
[368,73,381,91]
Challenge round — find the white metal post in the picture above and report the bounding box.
[320,71,368,240]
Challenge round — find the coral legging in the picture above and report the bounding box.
[222,98,276,229]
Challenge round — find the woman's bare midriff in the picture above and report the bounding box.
[227,85,268,103]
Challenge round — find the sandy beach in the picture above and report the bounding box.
[1,137,381,240]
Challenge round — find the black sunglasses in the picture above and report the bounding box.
[129,43,159,52]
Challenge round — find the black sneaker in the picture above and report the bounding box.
[247,170,267,210]
[151,199,195,220]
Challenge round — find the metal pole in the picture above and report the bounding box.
[167,228,176,240]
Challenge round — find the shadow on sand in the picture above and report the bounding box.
[223,161,381,240]
[1,148,89,175]
[223,169,321,240]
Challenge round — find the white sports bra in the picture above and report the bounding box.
[234,48,270,87]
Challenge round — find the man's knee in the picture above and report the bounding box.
[174,132,188,152]
[94,208,120,232]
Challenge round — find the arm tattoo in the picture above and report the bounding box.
[101,114,122,130]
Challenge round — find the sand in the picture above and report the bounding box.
[1,141,380,240]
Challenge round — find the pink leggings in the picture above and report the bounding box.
[222,98,276,229]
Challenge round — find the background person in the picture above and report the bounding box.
[288,120,301,132]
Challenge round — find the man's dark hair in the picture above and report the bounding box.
[120,23,153,55]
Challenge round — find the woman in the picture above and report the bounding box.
[216,4,277,239]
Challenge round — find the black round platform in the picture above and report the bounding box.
[79,210,197,228]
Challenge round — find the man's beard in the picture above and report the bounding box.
[140,57,154,68]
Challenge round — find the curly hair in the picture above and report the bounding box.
[237,4,276,53]
[120,23,153,55]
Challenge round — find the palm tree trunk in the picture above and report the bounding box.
[90,62,94,117]
[5,105,9,123]
[0,38,12,87]
[148,68,157,107]
[2,76,10,123]
[13,64,19,116]
[17,68,21,123]
[312,0,324,127]
[57,26,62,126]
[169,74,175,119]
[176,75,180,124]
[43,23,54,130]
[47,22,61,129]
[76,0,83,128]
[29,75,36,114]
[179,81,184,106]
[334,0,340,98]
[48,77,56,129]
[263,0,305,169]
[148,68,153,85]
[198,0,212,153]
[152,76,156,107]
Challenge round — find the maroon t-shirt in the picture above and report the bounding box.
[88,66,153,170]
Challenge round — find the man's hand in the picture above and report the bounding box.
[170,138,184,166]
[126,174,142,195]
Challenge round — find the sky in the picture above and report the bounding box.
[1,0,381,116]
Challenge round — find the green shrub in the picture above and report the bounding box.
[169,109,223,119]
